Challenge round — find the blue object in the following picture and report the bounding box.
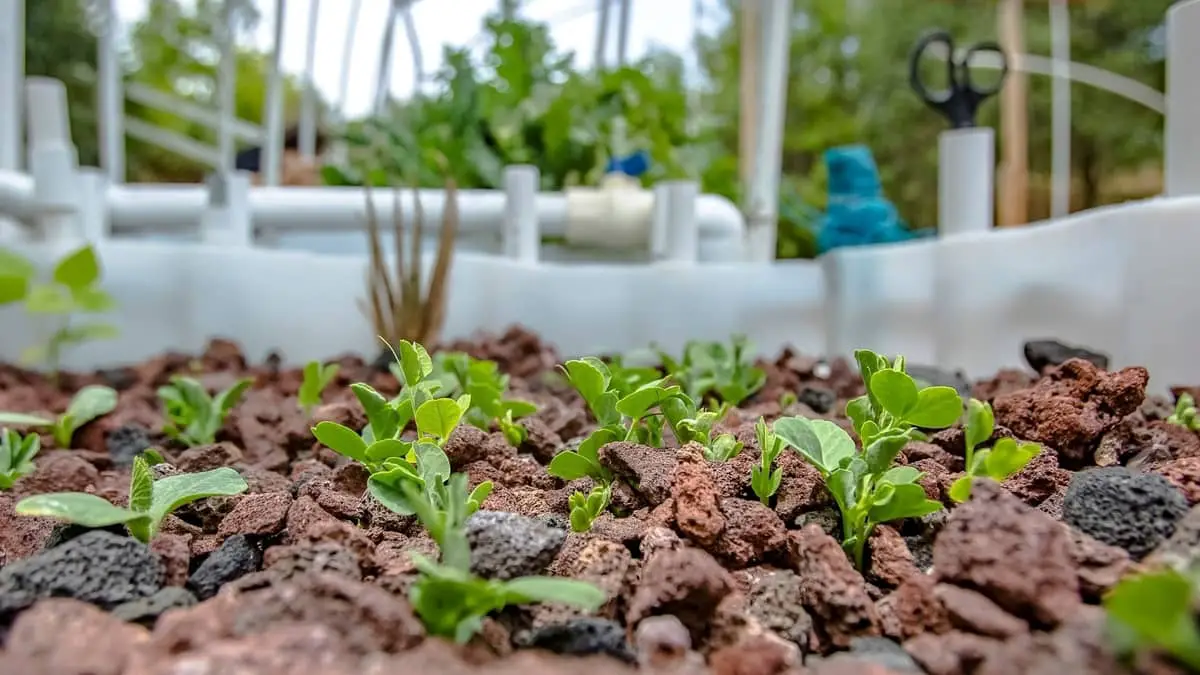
[909,29,1008,129]
[605,150,650,178]
[816,145,931,254]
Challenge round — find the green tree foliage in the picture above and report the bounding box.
[24,0,101,167]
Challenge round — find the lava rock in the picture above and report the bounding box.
[111,586,197,628]
[0,531,163,621]
[1024,339,1109,374]
[464,510,566,580]
[96,367,137,391]
[187,534,262,600]
[43,522,129,549]
[105,424,155,468]
[906,365,972,398]
[1063,467,1188,560]
[798,386,836,415]
[520,617,635,663]
[745,570,813,649]
[845,636,923,673]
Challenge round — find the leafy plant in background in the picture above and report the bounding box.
[661,393,744,462]
[947,399,1040,502]
[751,417,785,505]
[845,349,963,448]
[158,376,253,446]
[0,384,117,449]
[426,351,538,446]
[1169,393,1200,432]
[15,454,247,543]
[604,355,663,398]
[0,245,119,381]
[657,336,766,407]
[0,429,41,489]
[1104,565,1200,670]
[298,360,340,416]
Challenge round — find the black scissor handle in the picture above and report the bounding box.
[959,41,1008,97]
[909,30,957,105]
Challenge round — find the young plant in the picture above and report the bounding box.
[297,360,340,416]
[15,455,247,543]
[547,357,681,532]
[844,349,964,448]
[0,429,41,489]
[1169,393,1200,432]
[158,376,253,447]
[947,398,1039,502]
[751,417,784,505]
[0,245,119,381]
[1104,565,1200,670]
[657,335,766,406]
[605,354,663,398]
[0,384,118,449]
[426,351,538,444]
[661,394,744,462]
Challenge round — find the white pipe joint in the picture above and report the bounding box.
[564,173,656,249]
[938,128,994,235]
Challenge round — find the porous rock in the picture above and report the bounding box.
[787,524,879,648]
[112,586,198,628]
[1062,466,1188,559]
[465,510,566,580]
[1023,339,1109,374]
[626,547,734,642]
[520,617,635,663]
[188,534,262,600]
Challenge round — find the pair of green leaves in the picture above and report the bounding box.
[15,454,247,543]
[158,376,252,447]
[0,429,41,489]
[657,335,766,407]
[947,399,1040,502]
[661,395,743,462]
[0,384,118,449]
[751,417,785,505]
[297,360,340,416]
[1104,566,1200,670]
[774,415,942,570]
[847,350,964,447]
[1169,393,1200,432]
[427,351,538,441]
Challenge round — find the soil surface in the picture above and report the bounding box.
[0,327,1197,675]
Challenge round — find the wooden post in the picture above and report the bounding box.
[997,0,1028,227]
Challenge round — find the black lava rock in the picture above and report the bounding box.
[1063,467,1188,559]
[465,510,566,580]
[106,423,155,467]
[0,530,163,623]
[96,367,137,391]
[187,534,262,600]
[520,618,634,663]
[1023,339,1109,374]
[43,522,129,549]
[112,586,197,628]
[797,386,836,415]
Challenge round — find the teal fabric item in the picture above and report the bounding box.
[816,144,931,253]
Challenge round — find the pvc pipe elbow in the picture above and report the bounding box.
[565,173,655,248]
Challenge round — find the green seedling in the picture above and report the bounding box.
[662,394,744,462]
[297,360,340,416]
[948,398,1039,502]
[1169,393,1200,432]
[0,429,41,489]
[779,391,798,410]
[158,376,252,447]
[844,349,964,447]
[15,455,247,543]
[1104,565,1200,670]
[0,245,119,381]
[426,351,537,444]
[547,357,682,532]
[605,354,662,398]
[775,414,943,570]
[751,417,784,505]
[656,335,766,406]
[0,384,118,448]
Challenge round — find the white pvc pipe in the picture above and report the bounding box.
[216,0,237,173]
[744,0,791,262]
[0,170,36,220]
[659,181,699,263]
[262,0,286,186]
[503,165,539,263]
[97,0,124,183]
[298,0,321,158]
[938,128,994,235]
[1166,0,1200,197]
[1048,0,1070,217]
[0,0,22,173]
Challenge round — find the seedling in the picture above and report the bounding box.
[297,360,340,416]
[605,355,662,398]
[0,429,41,489]
[657,335,766,406]
[1104,565,1200,670]
[1169,393,1200,432]
[0,245,119,381]
[426,351,538,444]
[15,455,247,543]
[947,398,1039,502]
[547,357,682,532]
[844,349,964,448]
[158,376,253,447]
[662,394,744,462]
[0,384,118,449]
[751,417,784,505]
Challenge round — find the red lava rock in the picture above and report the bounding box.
[1000,446,1071,507]
[570,539,637,620]
[150,533,193,587]
[975,606,1123,675]
[866,526,919,589]
[875,574,951,642]
[787,524,880,649]
[932,480,1080,627]
[909,458,951,502]
[673,446,727,546]
[443,424,511,469]
[600,442,677,506]
[12,452,99,496]
[285,494,340,542]
[906,441,965,474]
[773,453,831,523]
[933,583,1028,639]
[0,492,55,565]
[1153,456,1200,505]
[218,491,293,538]
[316,485,366,520]
[707,451,757,500]
[971,368,1035,402]
[174,441,244,473]
[993,358,1148,465]
[903,630,1001,675]
[312,401,366,432]
[1064,526,1131,601]
[633,614,699,671]
[519,415,564,464]
[329,462,370,496]
[6,598,150,675]
[126,623,364,675]
[713,498,788,568]
[626,546,735,643]
[708,632,802,675]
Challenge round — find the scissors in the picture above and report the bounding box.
[909,30,1008,129]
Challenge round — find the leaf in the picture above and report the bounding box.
[52,245,101,289]
[547,451,600,481]
[826,466,859,514]
[948,475,974,503]
[869,369,919,418]
[0,248,36,279]
[867,483,943,523]
[907,387,963,429]
[367,475,416,515]
[862,431,910,476]
[23,284,74,314]
[880,465,922,485]
[775,417,856,473]
[365,438,412,462]
[467,480,493,510]
[415,398,465,442]
[64,385,118,428]
[616,384,676,419]
[503,399,538,418]
[56,322,119,343]
[502,576,607,610]
[1104,568,1200,669]
[983,439,1040,480]
[71,287,117,313]
[0,274,29,305]
[413,441,451,485]
[15,492,142,527]
[0,412,53,427]
[853,349,886,409]
[563,359,608,406]
[312,421,370,463]
[844,396,873,436]
[351,383,398,440]
[213,378,252,415]
[576,426,619,465]
[128,455,154,513]
[148,467,248,529]
[396,340,433,386]
[964,398,994,451]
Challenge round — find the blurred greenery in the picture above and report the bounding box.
[26,0,1172,257]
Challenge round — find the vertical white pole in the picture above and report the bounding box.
[744,0,791,262]
[938,128,994,235]
[263,0,286,186]
[1048,0,1071,217]
[298,0,321,158]
[503,165,540,263]
[97,0,124,183]
[216,0,237,173]
[0,0,23,174]
[1166,0,1200,197]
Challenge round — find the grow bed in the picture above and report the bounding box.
[0,327,1197,675]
